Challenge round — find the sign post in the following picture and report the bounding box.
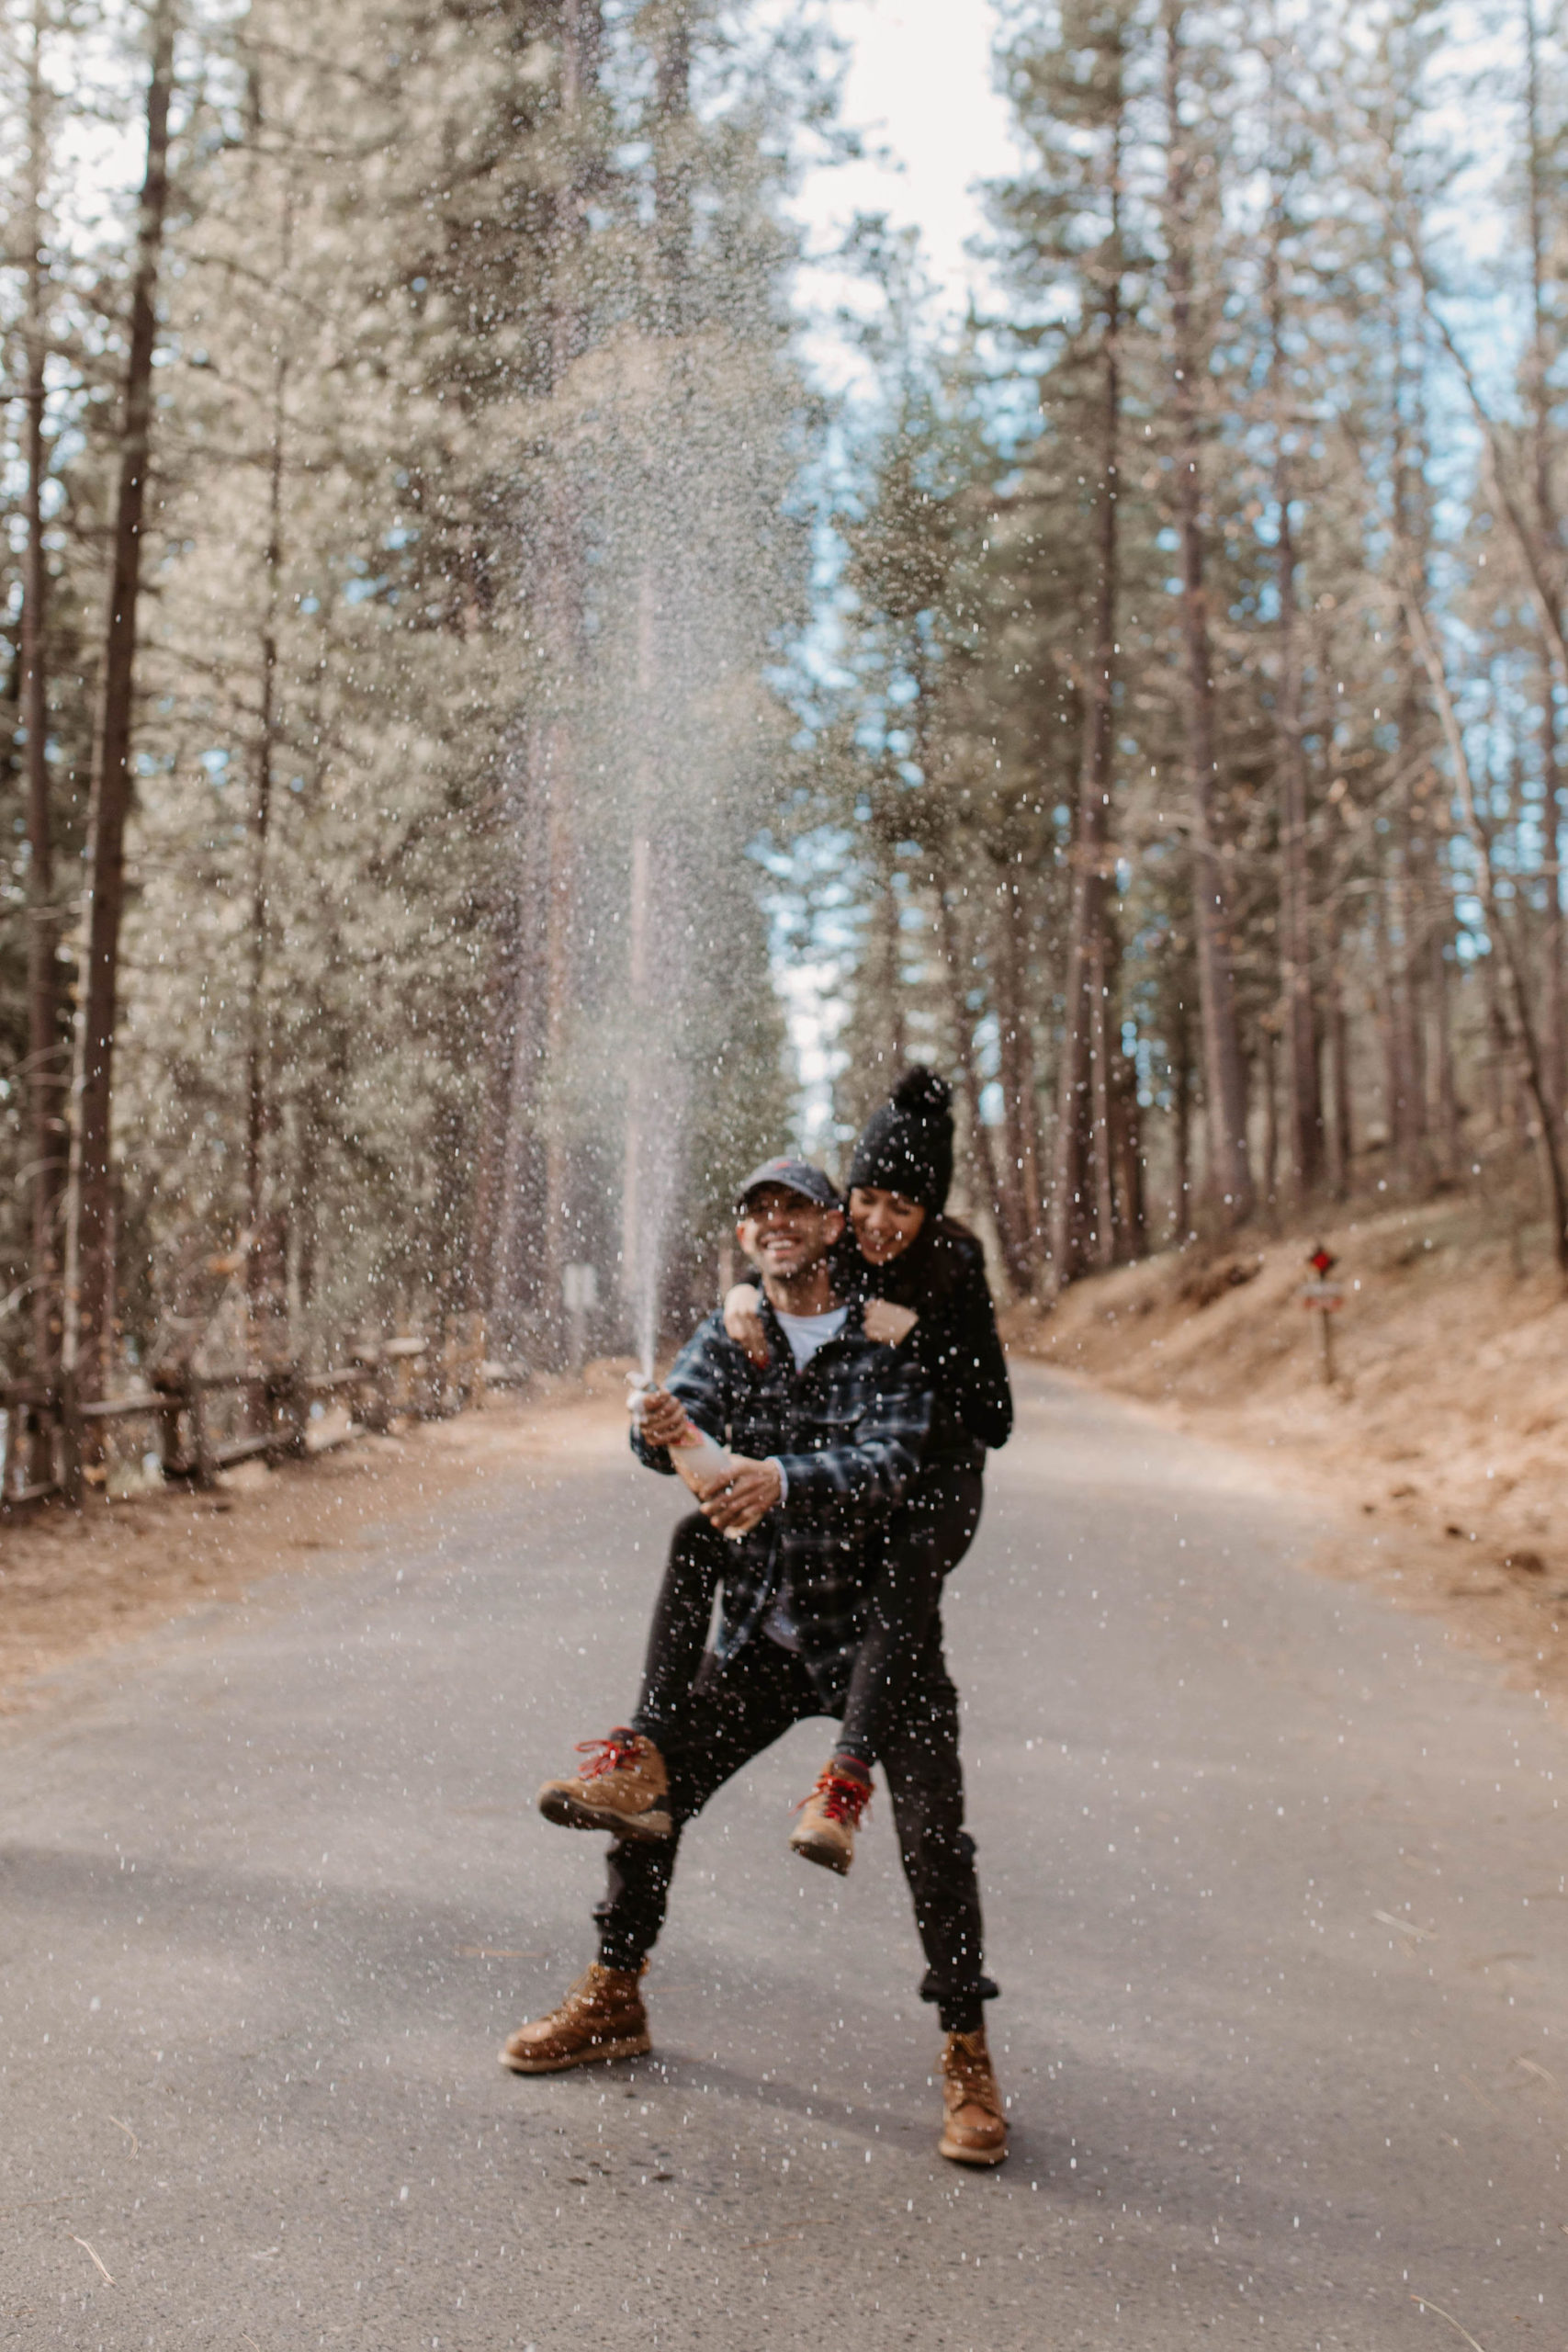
[1299,1245,1343,1385]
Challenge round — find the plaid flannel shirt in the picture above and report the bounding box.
[630,1295,932,1707]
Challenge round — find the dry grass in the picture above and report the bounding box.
[1007,1192,1568,1702]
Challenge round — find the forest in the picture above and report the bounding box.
[1,0,1564,1410]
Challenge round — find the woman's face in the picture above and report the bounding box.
[849,1185,926,1264]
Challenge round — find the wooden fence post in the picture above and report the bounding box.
[59,1368,83,1507]
[271,1362,309,1461]
[185,1365,215,1489]
[153,1369,182,1484]
[1,1386,18,1505]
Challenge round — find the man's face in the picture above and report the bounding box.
[736,1185,844,1283]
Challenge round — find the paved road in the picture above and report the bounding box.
[4,1368,1567,2350]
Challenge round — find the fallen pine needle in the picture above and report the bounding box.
[1410,2293,1487,2352]
[71,2236,114,2286]
[1373,1909,1436,1941]
[107,2115,140,2154]
[1514,2057,1559,2092]
[1459,2072,1504,2120]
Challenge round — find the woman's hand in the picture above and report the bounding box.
[863,1298,918,1348]
[632,1384,691,1450]
[723,1283,770,1366]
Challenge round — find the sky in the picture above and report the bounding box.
[791,0,1020,328]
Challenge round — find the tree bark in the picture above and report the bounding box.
[937,884,1012,1258]
[1169,989,1193,1241]
[995,872,1043,1285]
[1267,219,1322,1195]
[20,0,66,1408]
[245,190,292,1343]
[491,0,604,1362]
[1049,88,1124,1290]
[64,0,178,1403]
[1325,956,1352,1196]
[1162,0,1253,1223]
[1526,0,1564,1118]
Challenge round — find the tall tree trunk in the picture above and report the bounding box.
[1050,93,1124,1290]
[245,194,291,1345]
[1169,989,1193,1241]
[1526,0,1565,1118]
[493,0,604,1362]
[1326,956,1352,1197]
[1108,949,1145,1260]
[1261,1025,1279,1208]
[1267,217,1322,1196]
[995,873,1042,1284]
[1428,909,1459,1177]
[1163,0,1253,1223]
[937,884,1011,1259]
[20,0,66,1410]
[64,0,177,1403]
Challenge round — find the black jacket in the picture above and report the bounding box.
[837,1219,1011,1466]
[630,1296,932,1706]
[740,1220,1011,1468]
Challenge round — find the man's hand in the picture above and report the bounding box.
[722,1283,770,1366]
[863,1298,918,1347]
[700,1453,783,1535]
[633,1384,691,1451]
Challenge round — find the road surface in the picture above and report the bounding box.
[3,1367,1566,2349]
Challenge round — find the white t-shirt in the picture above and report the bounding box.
[761,1303,848,1645]
[772,1304,848,1371]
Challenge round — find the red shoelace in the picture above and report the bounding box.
[574,1727,644,1781]
[797,1767,872,1826]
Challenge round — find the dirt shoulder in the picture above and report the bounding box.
[1007,1194,1568,1702]
[0,1363,635,1716]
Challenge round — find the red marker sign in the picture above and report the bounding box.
[1300,1246,1344,1384]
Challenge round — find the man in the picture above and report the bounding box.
[501,1159,1007,2167]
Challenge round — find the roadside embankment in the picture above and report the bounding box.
[0,1363,635,1713]
[1007,1193,1568,1701]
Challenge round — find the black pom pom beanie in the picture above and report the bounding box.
[846,1066,954,1214]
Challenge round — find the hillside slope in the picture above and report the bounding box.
[1009,1195,1568,1700]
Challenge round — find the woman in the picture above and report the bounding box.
[732,1069,1011,1846]
[615,1067,1011,1867]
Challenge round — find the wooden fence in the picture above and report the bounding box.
[0,1335,530,1513]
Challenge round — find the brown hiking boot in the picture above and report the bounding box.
[538,1727,671,1841]
[937,2027,1009,2166]
[500,1962,651,2075]
[788,1759,872,1875]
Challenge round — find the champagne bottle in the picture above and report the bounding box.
[627,1377,747,1540]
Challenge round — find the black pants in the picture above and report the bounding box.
[632,1465,984,1766]
[598,1629,992,2033]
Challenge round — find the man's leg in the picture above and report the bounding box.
[505,1642,818,2072]
[631,1513,727,1741]
[878,1624,1008,2165]
[536,1513,726,1841]
[595,1641,816,1971]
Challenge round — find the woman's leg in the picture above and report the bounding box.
[835,1467,983,1768]
[629,1511,727,1742]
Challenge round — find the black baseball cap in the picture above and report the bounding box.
[733,1157,841,1214]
